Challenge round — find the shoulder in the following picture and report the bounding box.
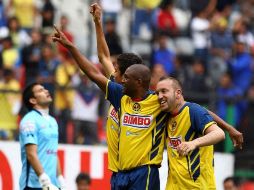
[187,102,208,115]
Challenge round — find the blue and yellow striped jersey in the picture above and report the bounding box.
[165,102,216,190]
[106,80,168,170]
[106,105,120,172]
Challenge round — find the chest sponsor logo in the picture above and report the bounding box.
[109,108,119,124]
[168,136,182,149]
[122,113,152,129]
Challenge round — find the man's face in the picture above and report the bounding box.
[121,67,139,97]
[224,180,237,190]
[77,181,90,190]
[31,85,52,107]
[113,63,122,83]
[156,79,177,112]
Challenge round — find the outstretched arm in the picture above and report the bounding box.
[208,110,243,149]
[90,3,115,78]
[52,25,108,93]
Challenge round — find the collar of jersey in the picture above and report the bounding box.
[131,90,152,102]
[171,102,188,117]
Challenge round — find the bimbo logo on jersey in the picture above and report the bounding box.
[168,136,182,149]
[122,113,152,128]
[109,108,119,124]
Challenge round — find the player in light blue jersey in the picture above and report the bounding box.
[19,83,66,190]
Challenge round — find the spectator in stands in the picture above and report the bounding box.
[54,54,76,143]
[0,0,6,27]
[7,0,37,32]
[152,33,176,75]
[41,0,55,31]
[100,0,122,25]
[228,39,253,93]
[132,0,161,37]
[7,16,31,49]
[190,0,217,67]
[156,0,178,36]
[21,29,43,86]
[223,176,239,190]
[0,68,21,140]
[57,15,73,59]
[72,73,104,145]
[209,17,233,83]
[0,36,21,72]
[184,59,210,105]
[104,18,123,56]
[37,44,59,98]
[233,17,254,50]
[76,173,91,190]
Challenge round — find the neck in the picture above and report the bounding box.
[170,100,186,115]
[34,106,49,115]
[131,89,147,101]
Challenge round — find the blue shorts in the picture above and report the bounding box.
[111,165,160,190]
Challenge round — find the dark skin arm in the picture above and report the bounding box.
[52,25,108,93]
[208,110,243,149]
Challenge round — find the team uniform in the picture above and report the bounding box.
[19,109,59,190]
[106,80,168,190]
[165,102,216,190]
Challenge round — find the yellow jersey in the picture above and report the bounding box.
[106,105,120,172]
[106,81,168,170]
[165,102,216,190]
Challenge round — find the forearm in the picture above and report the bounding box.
[193,128,225,148]
[208,110,231,131]
[94,19,114,77]
[27,153,44,176]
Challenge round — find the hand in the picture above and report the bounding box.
[177,141,197,156]
[228,127,243,149]
[52,25,73,48]
[90,3,102,22]
[58,175,67,190]
[42,184,59,190]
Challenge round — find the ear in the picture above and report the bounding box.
[176,89,182,99]
[29,97,37,106]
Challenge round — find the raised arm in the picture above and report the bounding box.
[90,3,115,78]
[52,25,108,93]
[208,110,243,149]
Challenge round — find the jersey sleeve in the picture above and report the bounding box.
[105,80,123,110]
[20,118,38,145]
[189,103,216,135]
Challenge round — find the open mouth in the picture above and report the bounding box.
[160,99,166,106]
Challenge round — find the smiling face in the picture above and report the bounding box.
[30,84,52,109]
[156,78,182,112]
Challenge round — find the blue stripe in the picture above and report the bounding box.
[26,159,30,186]
[150,147,159,160]
[193,167,200,181]
[190,148,199,162]
[191,156,200,172]
[185,127,194,141]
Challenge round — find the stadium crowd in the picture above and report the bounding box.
[0,0,254,188]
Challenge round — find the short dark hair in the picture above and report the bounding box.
[224,177,239,186]
[159,76,183,91]
[117,53,144,75]
[22,83,39,111]
[76,173,91,185]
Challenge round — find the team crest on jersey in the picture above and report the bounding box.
[168,136,182,149]
[170,121,177,132]
[132,103,141,112]
[122,113,152,129]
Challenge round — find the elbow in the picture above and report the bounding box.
[26,152,36,162]
[220,129,226,141]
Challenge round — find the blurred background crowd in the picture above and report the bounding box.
[0,0,254,188]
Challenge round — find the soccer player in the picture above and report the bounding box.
[156,76,225,189]
[76,173,91,190]
[90,3,145,184]
[19,83,66,190]
[52,24,242,189]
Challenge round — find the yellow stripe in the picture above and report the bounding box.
[202,121,216,135]
[146,166,151,190]
[105,80,110,100]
